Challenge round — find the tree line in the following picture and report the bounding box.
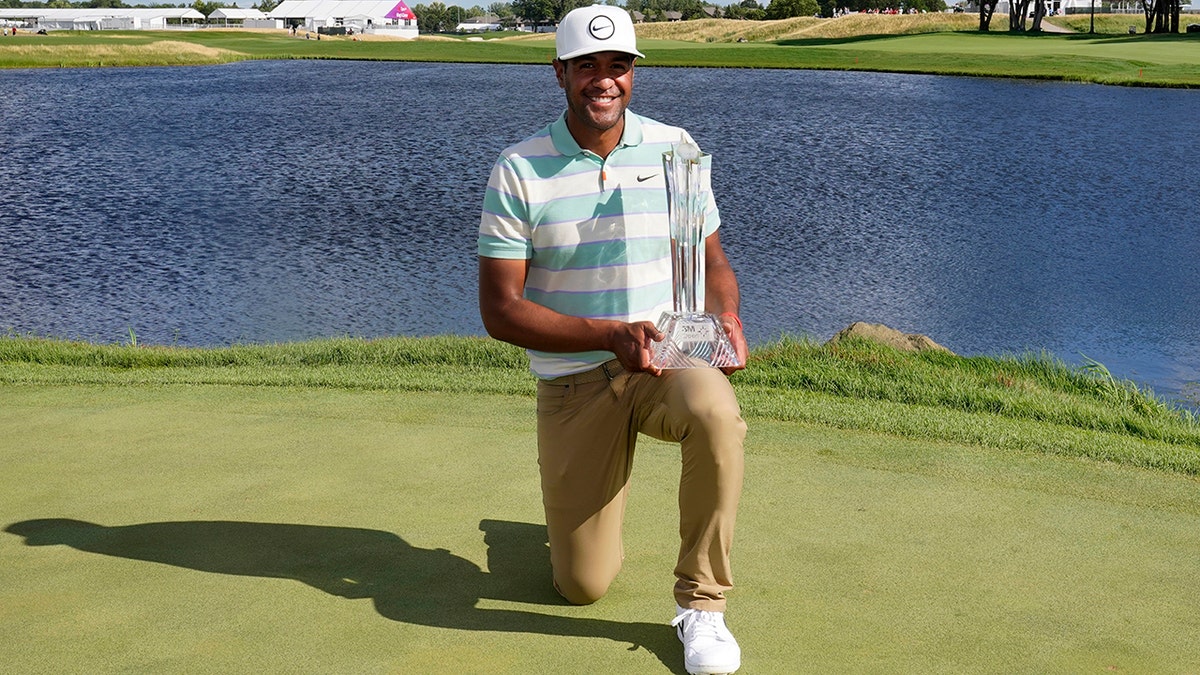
[410,0,950,32]
[2,0,1186,33]
[977,0,1184,33]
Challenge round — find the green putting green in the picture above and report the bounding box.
[3,383,1199,673]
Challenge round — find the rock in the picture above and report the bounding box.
[827,322,953,354]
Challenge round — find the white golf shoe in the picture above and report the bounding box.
[671,605,741,675]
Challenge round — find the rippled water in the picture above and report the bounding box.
[1,61,1197,400]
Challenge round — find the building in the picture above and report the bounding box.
[0,7,204,31]
[268,0,419,38]
[209,8,277,28]
[455,15,502,32]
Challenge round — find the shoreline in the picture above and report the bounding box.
[1,17,1198,87]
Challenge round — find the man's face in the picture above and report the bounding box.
[554,52,635,137]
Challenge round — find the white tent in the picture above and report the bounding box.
[456,15,501,32]
[0,8,205,31]
[208,8,284,29]
[210,8,267,23]
[269,0,418,37]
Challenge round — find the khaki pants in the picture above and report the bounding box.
[536,360,746,612]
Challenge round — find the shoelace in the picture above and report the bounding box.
[671,608,730,642]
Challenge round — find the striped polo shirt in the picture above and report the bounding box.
[478,109,721,379]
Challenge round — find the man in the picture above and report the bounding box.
[477,5,748,674]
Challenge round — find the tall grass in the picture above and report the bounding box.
[0,39,241,68]
[745,336,1199,440]
[630,14,987,43]
[4,334,1198,475]
[1052,13,1155,34]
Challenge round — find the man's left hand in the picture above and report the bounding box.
[718,314,748,376]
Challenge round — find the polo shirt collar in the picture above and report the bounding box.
[550,110,644,157]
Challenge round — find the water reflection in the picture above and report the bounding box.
[0,61,1197,400]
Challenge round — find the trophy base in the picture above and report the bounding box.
[650,312,741,370]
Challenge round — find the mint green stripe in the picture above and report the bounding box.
[533,191,664,226]
[536,238,667,270]
[482,186,528,221]
[518,154,594,179]
[525,280,670,318]
[478,235,530,259]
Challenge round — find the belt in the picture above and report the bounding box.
[543,358,624,386]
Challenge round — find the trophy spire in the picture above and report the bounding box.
[649,137,741,370]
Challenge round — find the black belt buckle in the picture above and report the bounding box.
[601,361,616,381]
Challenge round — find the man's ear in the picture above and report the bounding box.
[552,58,567,89]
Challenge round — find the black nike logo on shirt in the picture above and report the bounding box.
[636,173,658,182]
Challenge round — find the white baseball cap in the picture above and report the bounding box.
[555,5,645,61]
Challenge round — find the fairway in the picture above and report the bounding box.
[807,31,1200,63]
[3,21,1200,87]
[3,383,1199,673]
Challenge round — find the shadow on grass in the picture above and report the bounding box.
[776,30,1200,48]
[774,33,933,47]
[4,517,685,673]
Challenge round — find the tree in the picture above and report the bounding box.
[978,0,995,30]
[725,0,765,19]
[488,1,518,26]
[253,0,281,12]
[509,0,551,25]
[191,0,222,17]
[625,0,707,21]
[510,0,582,26]
[1028,0,1046,31]
[413,2,451,32]
[1141,0,1181,33]
[1008,0,1030,30]
[765,0,818,18]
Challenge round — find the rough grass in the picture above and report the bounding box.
[4,334,1198,475]
[0,39,241,67]
[629,13,1187,42]
[1052,12,1159,34]
[633,13,984,42]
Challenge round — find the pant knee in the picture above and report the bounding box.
[554,572,613,605]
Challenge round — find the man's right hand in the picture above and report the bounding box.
[607,321,664,376]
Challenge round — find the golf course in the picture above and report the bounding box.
[3,335,1199,672]
[4,13,1200,673]
[1,14,1199,86]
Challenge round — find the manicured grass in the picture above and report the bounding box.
[3,367,1200,672]
[3,20,1199,87]
[4,335,1199,475]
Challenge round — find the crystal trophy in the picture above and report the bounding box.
[649,138,741,370]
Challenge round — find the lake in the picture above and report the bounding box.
[1,60,1197,403]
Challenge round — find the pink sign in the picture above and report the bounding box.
[385,1,416,20]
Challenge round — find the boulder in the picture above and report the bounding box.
[827,322,953,354]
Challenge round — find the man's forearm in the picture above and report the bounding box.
[705,265,740,317]
[482,295,620,354]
